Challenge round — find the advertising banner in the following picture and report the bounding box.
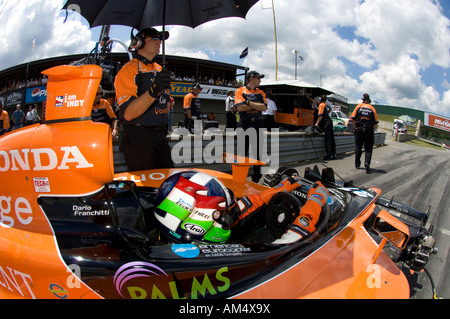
[424,113,450,133]
[170,82,236,101]
[25,86,47,104]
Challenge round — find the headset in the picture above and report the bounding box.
[129,28,145,51]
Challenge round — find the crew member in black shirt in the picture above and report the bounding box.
[350,93,379,172]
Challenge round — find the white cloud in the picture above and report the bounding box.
[354,0,450,70]
[2,0,450,116]
[165,0,450,116]
[0,0,94,70]
[442,90,450,111]
[359,55,423,100]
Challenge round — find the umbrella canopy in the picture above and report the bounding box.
[63,0,259,30]
[63,0,259,66]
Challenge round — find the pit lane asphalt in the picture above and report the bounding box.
[288,137,449,299]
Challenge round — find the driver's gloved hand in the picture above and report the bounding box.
[272,181,329,244]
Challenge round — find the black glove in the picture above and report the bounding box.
[148,70,171,98]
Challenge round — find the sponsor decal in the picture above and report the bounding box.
[0,264,35,298]
[113,262,168,299]
[298,216,310,228]
[0,195,33,228]
[49,283,68,299]
[171,244,200,259]
[65,94,85,108]
[291,188,308,201]
[199,244,251,258]
[183,223,206,235]
[113,261,230,299]
[33,177,50,193]
[54,94,85,108]
[55,96,64,107]
[0,146,94,172]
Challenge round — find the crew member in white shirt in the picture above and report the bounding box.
[262,93,278,131]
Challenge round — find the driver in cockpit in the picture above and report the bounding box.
[232,177,330,244]
[154,171,329,244]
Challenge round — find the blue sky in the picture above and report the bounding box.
[1,0,449,116]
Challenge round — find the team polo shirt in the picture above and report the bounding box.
[91,98,117,125]
[183,92,201,117]
[114,55,169,127]
[234,86,267,120]
[0,110,9,130]
[351,103,379,130]
[317,102,332,126]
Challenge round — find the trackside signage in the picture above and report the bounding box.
[424,113,450,133]
[25,86,47,103]
[170,82,236,100]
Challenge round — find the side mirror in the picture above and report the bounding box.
[372,209,410,263]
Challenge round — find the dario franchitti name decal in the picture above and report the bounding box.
[72,205,110,217]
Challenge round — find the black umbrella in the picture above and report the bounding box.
[63,0,259,65]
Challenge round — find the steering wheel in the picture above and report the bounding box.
[266,192,331,240]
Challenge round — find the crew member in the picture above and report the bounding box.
[0,101,10,136]
[183,83,202,132]
[350,93,379,172]
[262,93,277,131]
[114,27,173,171]
[315,95,336,160]
[92,85,118,139]
[234,70,267,183]
[225,90,237,129]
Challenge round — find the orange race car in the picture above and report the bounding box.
[0,64,437,300]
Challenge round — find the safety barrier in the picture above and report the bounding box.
[113,131,386,174]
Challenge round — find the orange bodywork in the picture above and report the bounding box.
[235,192,410,299]
[275,108,314,127]
[0,64,410,299]
[0,65,108,299]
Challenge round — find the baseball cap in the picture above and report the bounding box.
[362,93,371,103]
[246,70,265,80]
[137,27,170,41]
[192,83,202,91]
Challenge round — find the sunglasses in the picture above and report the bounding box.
[144,35,163,41]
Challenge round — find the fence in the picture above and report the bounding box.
[113,130,386,174]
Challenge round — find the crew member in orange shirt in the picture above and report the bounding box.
[114,27,172,171]
[315,95,336,160]
[0,101,10,136]
[183,83,202,132]
[234,70,267,183]
[92,85,118,139]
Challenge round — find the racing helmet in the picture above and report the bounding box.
[154,171,235,243]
